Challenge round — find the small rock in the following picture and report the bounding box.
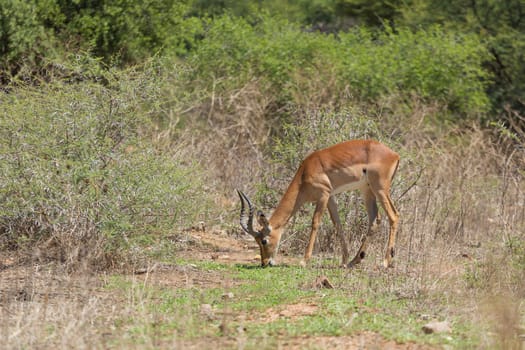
[313,275,334,289]
[219,321,228,335]
[200,304,215,320]
[133,263,158,275]
[460,253,473,260]
[422,320,452,334]
[222,292,234,300]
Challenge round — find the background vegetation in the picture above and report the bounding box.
[1,0,524,349]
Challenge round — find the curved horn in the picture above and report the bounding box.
[237,190,257,237]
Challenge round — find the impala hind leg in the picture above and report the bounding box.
[327,196,349,265]
[376,190,399,268]
[348,188,378,267]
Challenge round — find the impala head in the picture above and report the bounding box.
[237,190,280,267]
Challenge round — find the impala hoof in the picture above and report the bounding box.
[347,260,360,269]
[383,259,394,268]
[299,259,307,268]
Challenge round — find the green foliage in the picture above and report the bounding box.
[189,15,333,88]
[190,0,310,23]
[0,0,519,121]
[0,60,211,269]
[0,0,201,74]
[190,15,490,117]
[0,0,61,76]
[55,0,199,61]
[335,0,403,27]
[187,0,525,125]
[338,26,491,114]
[189,0,401,29]
[398,0,525,119]
[0,0,497,121]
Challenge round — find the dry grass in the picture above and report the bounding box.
[1,261,225,350]
[1,263,111,349]
[382,116,524,348]
[172,78,278,194]
[233,97,525,348]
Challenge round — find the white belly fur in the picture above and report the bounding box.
[330,177,368,195]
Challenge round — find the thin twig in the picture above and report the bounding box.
[396,166,424,201]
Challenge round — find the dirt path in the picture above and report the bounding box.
[177,227,263,264]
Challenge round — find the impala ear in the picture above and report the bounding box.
[257,210,270,230]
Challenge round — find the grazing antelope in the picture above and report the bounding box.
[237,139,400,268]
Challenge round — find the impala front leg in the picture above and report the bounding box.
[301,194,329,266]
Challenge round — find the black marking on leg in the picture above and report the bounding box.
[360,251,366,259]
[390,248,395,258]
[362,168,367,174]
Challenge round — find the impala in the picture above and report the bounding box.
[237,139,400,268]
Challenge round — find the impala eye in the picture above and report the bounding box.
[261,238,268,245]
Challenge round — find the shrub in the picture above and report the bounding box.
[189,17,490,119]
[56,0,200,61]
[337,26,491,115]
[0,61,211,270]
[0,0,202,80]
[0,0,61,81]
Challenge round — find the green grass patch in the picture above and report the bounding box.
[101,258,484,348]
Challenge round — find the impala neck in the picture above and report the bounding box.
[268,166,304,231]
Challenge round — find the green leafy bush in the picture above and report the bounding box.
[190,14,342,88]
[0,0,202,78]
[337,26,491,115]
[0,2,493,120]
[189,16,490,118]
[0,0,61,79]
[0,61,210,270]
[56,0,200,61]
[399,0,525,114]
